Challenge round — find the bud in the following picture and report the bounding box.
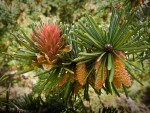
[31,24,71,70]
[32,24,63,61]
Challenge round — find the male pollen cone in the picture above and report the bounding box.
[59,72,69,86]
[31,24,63,61]
[74,83,83,94]
[76,63,88,86]
[113,51,132,88]
[95,61,107,90]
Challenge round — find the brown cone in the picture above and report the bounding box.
[94,61,107,90]
[74,83,83,94]
[76,63,88,86]
[59,72,69,86]
[138,0,144,5]
[113,52,132,88]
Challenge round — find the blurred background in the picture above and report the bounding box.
[0,0,150,113]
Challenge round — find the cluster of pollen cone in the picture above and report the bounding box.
[59,50,132,93]
[72,50,132,91]
[93,51,131,89]
[58,63,88,93]
[31,23,132,93]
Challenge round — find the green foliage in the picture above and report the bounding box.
[6,93,85,113]
[12,24,82,100]
[11,5,150,100]
[0,1,20,35]
[71,9,149,95]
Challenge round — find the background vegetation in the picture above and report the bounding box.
[0,0,150,113]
